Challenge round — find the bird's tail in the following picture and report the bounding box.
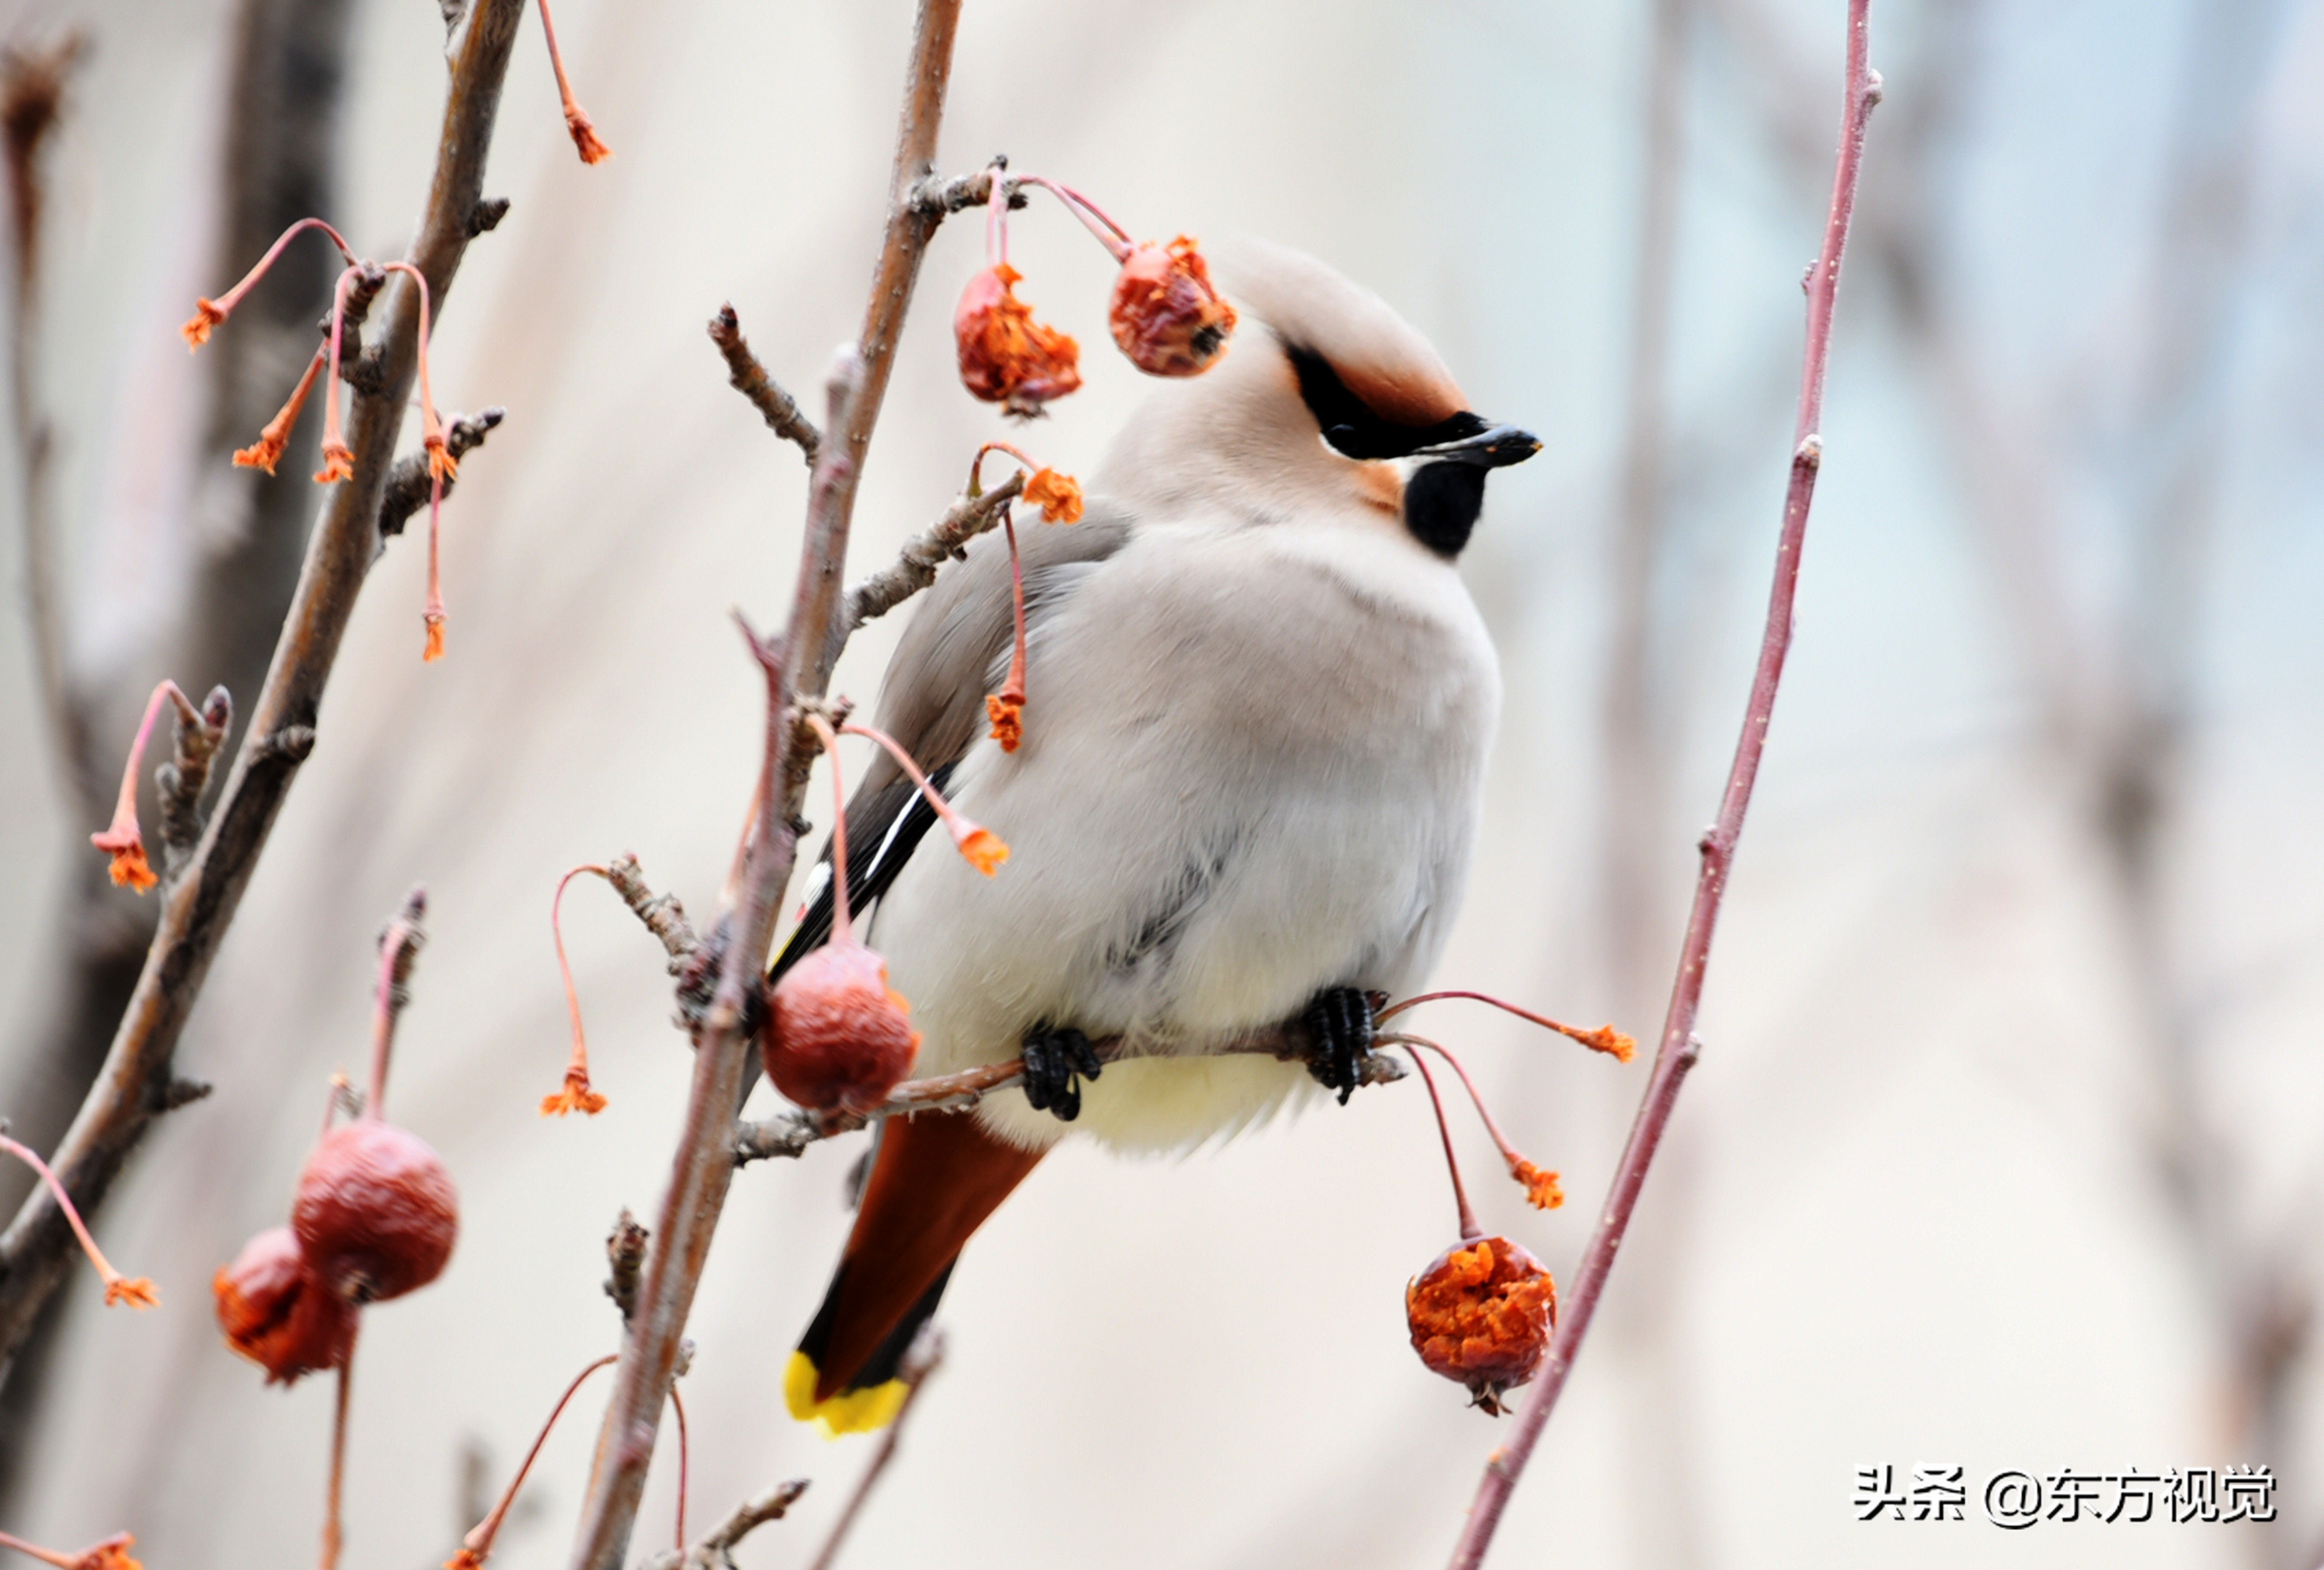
[787,1107,1044,1435]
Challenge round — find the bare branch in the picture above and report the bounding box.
[707,305,820,464]
[603,1208,647,1324]
[803,1326,943,1570]
[1445,7,1880,1565]
[732,1017,1406,1167]
[154,686,233,875]
[638,1480,810,1570]
[602,854,699,970]
[842,472,1022,635]
[378,407,505,536]
[0,0,534,1384]
[565,10,968,1559]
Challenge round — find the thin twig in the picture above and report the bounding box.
[707,305,820,464]
[0,0,533,1384]
[379,407,505,537]
[1443,7,1879,1565]
[841,471,1023,634]
[636,1480,809,1570]
[731,1017,1405,1166]
[153,685,233,877]
[803,1326,944,1570]
[602,854,698,970]
[564,10,962,1561]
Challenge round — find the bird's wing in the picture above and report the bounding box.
[768,503,1134,983]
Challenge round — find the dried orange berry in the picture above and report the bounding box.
[1406,1234,1556,1414]
[1020,466,1083,524]
[292,1119,459,1304]
[1109,237,1236,377]
[88,825,156,892]
[213,1225,356,1385]
[984,691,1023,753]
[765,943,920,1114]
[955,264,1081,418]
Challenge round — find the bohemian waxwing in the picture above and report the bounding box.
[774,238,1539,1433]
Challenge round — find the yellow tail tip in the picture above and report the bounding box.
[784,1349,907,1437]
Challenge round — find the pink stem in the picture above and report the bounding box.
[1378,989,1633,1060]
[378,261,442,449]
[1444,7,1879,1566]
[1010,174,1134,261]
[552,866,611,1081]
[207,217,358,316]
[0,1134,132,1294]
[842,722,970,836]
[97,681,193,837]
[461,1354,620,1562]
[802,715,854,945]
[669,1384,689,1550]
[1401,1046,1479,1243]
[1380,1033,1530,1181]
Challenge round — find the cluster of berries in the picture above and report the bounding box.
[214,899,456,1385]
[1382,997,1635,1414]
[953,168,1237,418]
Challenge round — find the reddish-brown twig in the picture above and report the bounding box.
[802,1326,944,1570]
[321,1334,356,1570]
[0,1136,152,1308]
[1443,5,1880,1564]
[452,1354,619,1569]
[564,6,963,1561]
[0,0,532,1379]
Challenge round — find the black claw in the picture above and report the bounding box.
[1019,1023,1094,1123]
[1302,985,1377,1104]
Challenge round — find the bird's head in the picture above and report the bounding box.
[1091,237,1538,557]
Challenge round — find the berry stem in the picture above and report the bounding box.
[89,680,198,891]
[0,1135,154,1309]
[801,714,855,945]
[544,865,614,1115]
[999,504,1026,707]
[1383,1033,1561,1209]
[1377,990,1634,1062]
[840,721,1008,875]
[535,0,611,163]
[456,1354,620,1568]
[1009,174,1133,261]
[670,1383,690,1550]
[1401,1047,1479,1243]
[0,1531,85,1570]
[363,891,428,1121]
[185,217,358,347]
[321,1333,356,1570]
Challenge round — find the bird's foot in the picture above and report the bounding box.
[1020,1024,1102,1122]
[1302,986,1382,1105]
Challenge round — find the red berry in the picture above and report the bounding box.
[1405,1235,1556,1414]
[955,264,1081,417]
[292,1120,458,1304]
[1108,237,1236,377]
[213,1225,356,1385]
[765,943,921,1113]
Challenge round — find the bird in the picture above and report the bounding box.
[773,237,1539,1433]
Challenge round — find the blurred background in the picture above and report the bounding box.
[0,0,2319,1565]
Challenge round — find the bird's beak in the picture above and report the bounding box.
[1413,422,1541,469]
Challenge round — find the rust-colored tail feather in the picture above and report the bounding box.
[789,1109,1043,1433]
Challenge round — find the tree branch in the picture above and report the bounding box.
[841,471,1021,635]
[0,0,532,1385]
[707,305,819,465]
[562,9,965,1560]
[378,407,504,537]
[802,1326,943,1570]
[731,1016,1404,1167]
[637,1480,809,1570]
[1444,6,1879,1564]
